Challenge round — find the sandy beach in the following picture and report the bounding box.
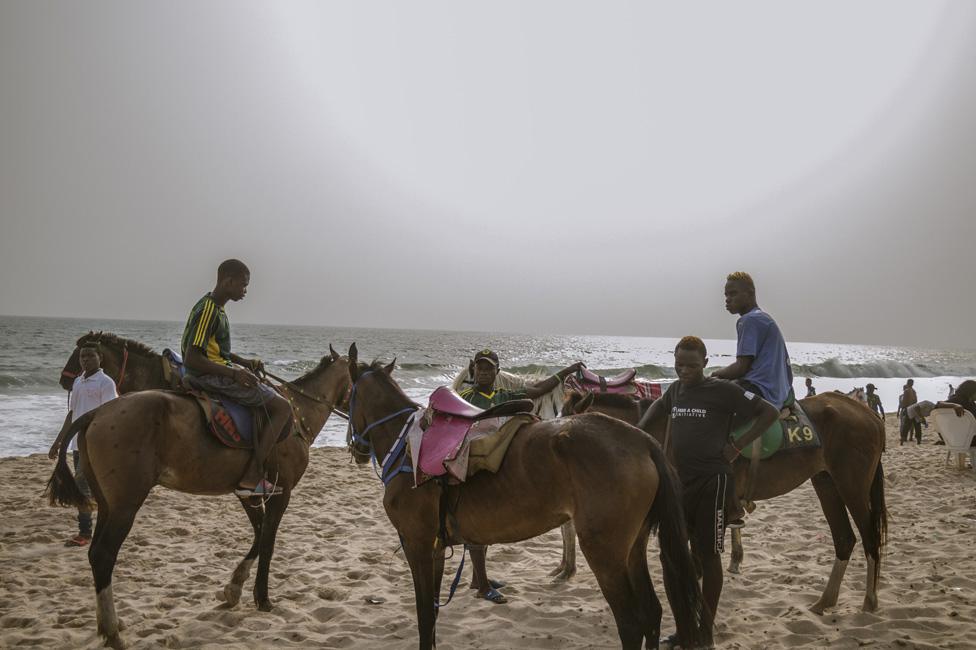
[2,414,974,649]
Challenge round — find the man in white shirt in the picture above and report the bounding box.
[49,342,118,546]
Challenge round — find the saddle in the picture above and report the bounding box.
[160,348,186,390]
[731,395,821,460]
[565,368,663,400]
[578,368,637,391]
[428,386,534,420]
[414,387,535,482]
[164,357,289,449]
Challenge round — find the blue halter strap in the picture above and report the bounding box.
[347,370,418,485]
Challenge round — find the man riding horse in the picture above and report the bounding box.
[181,259,291,498]
[711,271,794,527]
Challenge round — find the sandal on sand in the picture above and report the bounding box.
[65,534,91,547]
[476,587,507,604]
[234,479,282,498]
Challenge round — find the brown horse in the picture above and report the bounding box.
[562,389,888,615]
[59,331,175,393]
[344,344,710,650]
[46,348,351,649]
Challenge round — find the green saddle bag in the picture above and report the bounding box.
[731,390,814,460]
[731,418,783,460]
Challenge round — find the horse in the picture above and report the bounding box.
[46,347,351,649]
[550,392,652,581]
[59,331,175,393]
[344,344,710,650]
[561,389,888,615]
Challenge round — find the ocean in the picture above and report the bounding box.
[1,315,972,458]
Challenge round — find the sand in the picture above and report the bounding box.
[1,415,974,649]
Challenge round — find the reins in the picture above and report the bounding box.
[262,369,349,421]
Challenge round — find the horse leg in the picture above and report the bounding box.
[252,491,290,611]
[626,527,661,648]
[549,520,577,582]
[833,464,885,612]
[403,541,438,650]
[577,533,643,650]
[89,496,148,649]
[809,472,856,614]
[727,527,744,574]
[219,497,264,606]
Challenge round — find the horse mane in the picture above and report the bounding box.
[75,331,158,357]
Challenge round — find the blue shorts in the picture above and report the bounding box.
[189,371,278,407]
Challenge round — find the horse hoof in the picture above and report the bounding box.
[547,564,567,577]
[727,563,741,575]
[809,603,827,616]
[862,598,879,613]
[256,600,273,612]
[549,569,576,583]
[220,584,242,606]
[102,633,125,650]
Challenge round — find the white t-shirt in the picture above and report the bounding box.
[68,369,118,451]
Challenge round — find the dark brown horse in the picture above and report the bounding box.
[562,389,888,614]
[46,348,351,649]
[59,331,175,393]
[344,344,710,650]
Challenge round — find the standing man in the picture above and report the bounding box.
[181,259,292,498]
[458,349,583,604]
[865,384,885,420]
[898,379,921,446]
[639,336,778,645]
[805,377,816,397]
[48,342,118,546]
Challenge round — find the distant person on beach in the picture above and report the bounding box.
[899,379,921,445]
[181,259,290,498]
[48,342,117,546]
[638,336,778,644]
[865,384,885,420]
[805,377,816,397]
[458,348,583,604]
[711,271,793,526]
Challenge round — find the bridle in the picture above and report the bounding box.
[346,369,420,484]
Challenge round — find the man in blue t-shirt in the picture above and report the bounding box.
[712,271,794,410]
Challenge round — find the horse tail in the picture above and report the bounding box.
[868,458,888,583]
[647,438,711,649]
[44,411,96,508]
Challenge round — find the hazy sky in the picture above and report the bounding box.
[1,1,973,348]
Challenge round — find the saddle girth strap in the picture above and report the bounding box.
[743,437,762,504]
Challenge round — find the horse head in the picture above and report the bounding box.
[345,343,413,465]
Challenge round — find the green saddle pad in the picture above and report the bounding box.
[731,396,820,460]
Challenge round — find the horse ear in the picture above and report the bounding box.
[329,344,340,362]
[575,392,595,414]
[384,357,396,375]
[348,343,359,381]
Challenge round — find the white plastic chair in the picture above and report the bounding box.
[930,408,976,471]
